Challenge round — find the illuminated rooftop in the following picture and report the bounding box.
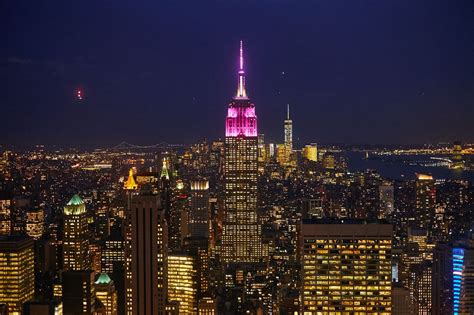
[64,194,86,215]
[95,272,112,285]
[124,168,138,190]
[67,194,84,206]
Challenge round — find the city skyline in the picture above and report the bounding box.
[4,1,474,147]
[3,2,474,314]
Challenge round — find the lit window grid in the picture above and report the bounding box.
[0,247,34,314]
[167,255,197,315]
[302,238,392,314]
[221,135,263,263]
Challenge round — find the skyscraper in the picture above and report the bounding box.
[63,194,90,271]
[379,183,394,219]
[432,241,474,314]
[415,173,436,231]
[95,273,118,315]
[0,235,35,315]
[0,196,11,236]
[221,41,263,263]
[284,104,293,152]
[189,180,210,239]
[167,253,198,314]
[302,144,318,162]
[299,219,392,314]
[62,270,95,315]
[412,260,432,314]
[26,208,44,240]
[124,194,168,315]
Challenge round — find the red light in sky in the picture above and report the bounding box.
[76,89,83,100]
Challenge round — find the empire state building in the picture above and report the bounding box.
[221,41,263,263]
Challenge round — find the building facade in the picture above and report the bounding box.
[124,194,168,315]
[167,253,198,314]
[0,236,35,315]
[62,270,95,315]
[189,180,210,239]
[95,273,118,315]
[432,241,474,314]
[299,220,392,314]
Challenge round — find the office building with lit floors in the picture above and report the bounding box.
[189,180,210,239]
[220,41,263,264]
[432,240,474,314]
[299,219,392,314]
[95,273,118,315]
[167,253,198,314]
[124,194,168,315]
[414,174,436,232]
[0,236,34,315]
[63,194,90,271]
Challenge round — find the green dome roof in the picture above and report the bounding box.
[67,194,84,206]
[95,273,112,284]
[64,194,86,215]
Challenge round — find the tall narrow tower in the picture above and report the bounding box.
[221,41,263,263]
[124,194,168,315]
[284,104,292,151]
[63,194,90,271]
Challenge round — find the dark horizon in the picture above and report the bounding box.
[4,0,474,147]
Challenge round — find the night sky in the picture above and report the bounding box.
[4,0,474,147]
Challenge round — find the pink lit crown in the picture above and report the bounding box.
[226,102,257,137]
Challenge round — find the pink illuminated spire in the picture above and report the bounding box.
[239,40,244,71]
[235,40,248,99]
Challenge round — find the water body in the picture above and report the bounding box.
[344,152,474,181]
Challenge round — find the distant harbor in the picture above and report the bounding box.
[344,151,474,181]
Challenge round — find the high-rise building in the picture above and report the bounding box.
[432,241,474,314]
[414,174,436,231]
[276,143,288,166]
[101,237,124,274]
[95,273,118,315]
[284,104,293,152]
[189,180,210,239]
[26,208,44,239]
[89,242,102,274]
[62,270,95,315]
[125,194,168,315]
[322,153,335,170]
[0,196,11,236]
[302,144,317,162]
[221,41,263,263]
[63,194,90,271]
[0,236,35,315]
[411,261,432,314]
[299,219,392,314]
[167,253,198,315]
[379,183,394,219]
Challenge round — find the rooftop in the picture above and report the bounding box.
[95,273,112,285]
[67,194,84,206]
